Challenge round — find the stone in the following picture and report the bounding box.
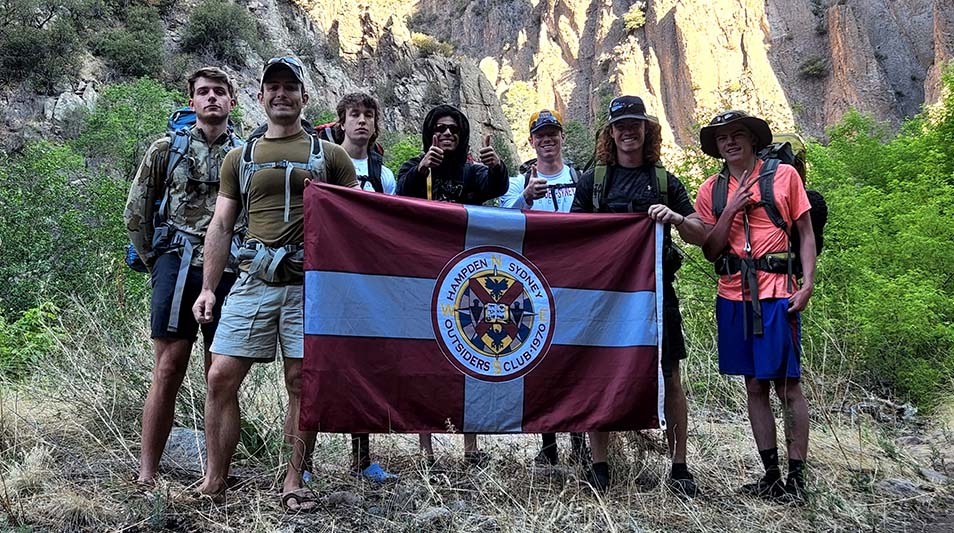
[919,467,950,485]
[875,478,923,498]
[160,427,206,473]
[51,91,85,129]
[322,490,364,506]
[415,506,452,528]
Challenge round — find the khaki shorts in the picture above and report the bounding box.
[209,273,303,360]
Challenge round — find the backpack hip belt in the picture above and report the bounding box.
[236,239,305,284]
[713,251,795,276]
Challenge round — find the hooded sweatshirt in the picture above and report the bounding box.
[397,105,508,205]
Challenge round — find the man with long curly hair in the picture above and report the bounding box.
[571,96,707,496]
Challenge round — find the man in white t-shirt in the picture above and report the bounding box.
[338,92,396,195]
[333,92,399,483]
[500,109,588,466]
[500,109,580,213]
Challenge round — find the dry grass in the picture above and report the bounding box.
[0,294,951,532]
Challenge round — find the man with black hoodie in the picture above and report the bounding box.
[397,105,509,464]
[397,104,508,205]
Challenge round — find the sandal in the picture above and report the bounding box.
[281,488,319,513]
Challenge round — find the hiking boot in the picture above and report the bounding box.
[464,450,490,467]
[534,446,559,466]
[780,474,806,505]
[666,472,699,499]
[583,463,610,494]
[740,474,787,501]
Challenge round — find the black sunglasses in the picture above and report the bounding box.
[710,111,743,125]
[434,123,461,134]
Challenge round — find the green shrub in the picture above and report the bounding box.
[380,132,422,176]
[303,103,336,126]
[622,2,647,32]
[95,5,165,77]
[181,0,259,66]
[562,119,596,169]
[411,32,454,58]
[798,56,829,79]
[74,78,182,176]
[0,303,61,378]
[0,18,81,91]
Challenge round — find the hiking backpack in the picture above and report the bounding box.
[710,136,828,278]
[124,107,242,272]
[592,161,670,211]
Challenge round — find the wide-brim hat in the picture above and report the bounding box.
[699,110,772,158]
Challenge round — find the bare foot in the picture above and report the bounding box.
[196,478,227,503]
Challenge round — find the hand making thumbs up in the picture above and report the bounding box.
[418,133,445,173]
[522,165,548,203]
[478,133,500,169]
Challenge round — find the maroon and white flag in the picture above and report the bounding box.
[300,184,664,433]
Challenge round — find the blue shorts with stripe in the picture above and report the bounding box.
[716,297,801,380]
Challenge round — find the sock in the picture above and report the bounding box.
[670,462,690,479]
[541,433,557,451]
[787,459,805,486]
[758,448,781,480]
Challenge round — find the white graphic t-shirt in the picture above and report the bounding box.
[352,157,397,195]
[500,165,577,212]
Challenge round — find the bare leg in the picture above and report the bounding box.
[745,377,777,451]
[139,337,193,483]
[419,433,434,459]
[281,358,316,495]
[664,364,688,464]
[463,433,478,453]
[197,354,253,496]
[774,378,809,461]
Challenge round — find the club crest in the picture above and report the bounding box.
[433,246,555,381]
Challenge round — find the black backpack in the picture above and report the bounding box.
[711,140,828,277]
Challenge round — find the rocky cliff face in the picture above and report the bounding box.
[7,0,952,154]
[392,0,950,143]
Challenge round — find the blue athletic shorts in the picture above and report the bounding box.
[716,297,801,379]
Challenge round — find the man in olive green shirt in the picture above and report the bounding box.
[193,56,357,511]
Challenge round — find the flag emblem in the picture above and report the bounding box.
[433,246,554,381]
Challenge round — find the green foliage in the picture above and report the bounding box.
[75,78,182,176]
[563,119,596,169]
[622,2,647,32]
[501,81,539,160]
[801,68,954,407]
[0,14,82,91]
[181,0,259,67]
[799,56,829,79]
[411,32,454,58]
[0,142,134,315]
[303,103,336,126]
[94,5,165,77]
[491,134,517,174]
[380,132,421,176]
[0,303,61,378]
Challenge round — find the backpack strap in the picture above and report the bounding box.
[156,129,192,221]
[654,162,668,206]
[238,134,325,224]
[756,158,786,232]
[568,165,580,185]
[711,165,730,220]
[366,151,385,193]
[592,165,608,211]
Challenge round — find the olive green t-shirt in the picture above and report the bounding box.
[219,130,357,248]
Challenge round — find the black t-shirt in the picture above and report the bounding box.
[570,163,695,303]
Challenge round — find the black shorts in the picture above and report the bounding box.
[150,252,236,342]
[661,303,688,378]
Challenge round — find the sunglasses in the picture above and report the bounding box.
[264,56,305,75]
[609,100,643,115]
[434,123,461,134]
[532,115,560,128]
[710,111,743,125]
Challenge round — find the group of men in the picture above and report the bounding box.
[124,56,815,511]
